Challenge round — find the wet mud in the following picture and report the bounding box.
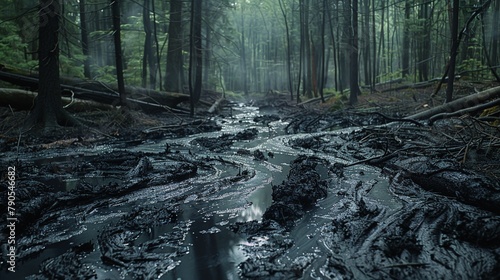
[1,103,499,279]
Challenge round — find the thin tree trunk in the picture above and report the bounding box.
[491,0,500,66]
[326,3,339,92]
[348,0,360,105]
[111,0,127,106]
[240,4,248,95]
[165,0,183,92]
[79,0,91,79]
[278,0,294,100]
[189,0,202,116]
[480,13,500,81]
[319,0,326,102]
[303,0,312,98]
[151,0,162,90]
[371,0,376,87]
[446,0,460,103]
[362,0,371,85]
[401,0,410,78]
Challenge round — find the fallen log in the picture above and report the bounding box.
[207,97,226,113]
[428,97,500,125]
[0,68,190,110]
[405,86,500,121]
[0,88,190,114]
[0,88,114,111]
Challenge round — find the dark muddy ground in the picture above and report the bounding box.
[1,88,500,279]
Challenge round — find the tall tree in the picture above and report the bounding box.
[79,0,91,78]
[142,0,156,89]
[26,0,76,129]
[278,0,293,100]
[165,0,183,92]
[301,0,313,98]
[417,1,432,82]
[239,2,248,95]
[401,0,410,78]
[446,0,460,102]
[111,0,127,106]
[347,0,360,105]
[491,0,500,66]
[189,0,203,115]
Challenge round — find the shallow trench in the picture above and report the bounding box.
[1,105,499,280]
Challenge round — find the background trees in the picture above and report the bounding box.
[1,0,499,111]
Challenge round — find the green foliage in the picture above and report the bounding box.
[59,54,85,78]
[0,22,29,68]
[377,70,402,84]
[91,65,117,84]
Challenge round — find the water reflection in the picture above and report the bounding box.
[168,206,245,279]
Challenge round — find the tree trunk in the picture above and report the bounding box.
[240,4,248,95]
[319,0,327,103]
[303,0,313,98]
[278,0,294,100]
[79,0,91,79]
[142,0,156,89]
[401,0,410,78]
[348,0,360,105]
[189,0,203,116]
[151,0,162,90]
[203,20,212,90]
[165,0,183,92]
[362,0,371,85]
[371,0,377,87]
[26,0,76,130]
[111,0,127,106]
[446,0,460,103]
[491,0,500,66]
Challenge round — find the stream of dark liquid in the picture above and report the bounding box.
[1,105,397,279]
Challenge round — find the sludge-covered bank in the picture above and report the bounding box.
[0,103,499,279]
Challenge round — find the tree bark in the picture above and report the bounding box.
[189,0,203,116]
[79,0,91,79]
[142,0,156,89]
[401,0,410,78]
[445,0,460,103]
[111,0,127,106]
[25,0,77,130]
[348,0,360,105]
[278,0,294,100]
[303,0,313,98]
[406,86,500,121]
[165,0,183,92]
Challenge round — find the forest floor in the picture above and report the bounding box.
[2,80,498,179]
[0,81,499,279]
